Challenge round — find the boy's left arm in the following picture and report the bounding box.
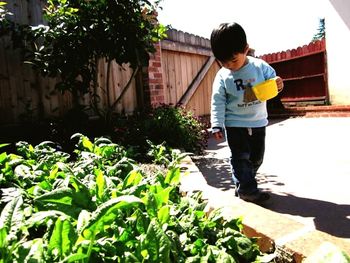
[275,76,284,92]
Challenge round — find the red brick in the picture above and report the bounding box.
[152,54,161,61]
[151,62,162,68]
[153,73,163,79]
[149,78,161,84]
[148,67,159,73]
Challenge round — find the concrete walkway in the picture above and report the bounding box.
[193,117,350,241]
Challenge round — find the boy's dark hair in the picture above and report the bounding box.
[210,22,247,62]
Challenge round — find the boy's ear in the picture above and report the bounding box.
[244,44,250,54]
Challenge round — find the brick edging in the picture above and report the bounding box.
[269,105,350,118]
[179,156,350,262]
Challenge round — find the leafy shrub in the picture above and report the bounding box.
[112,105,209,161]
[0,135,262,262]
[0,0,166,97]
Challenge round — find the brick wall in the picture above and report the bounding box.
[146,42,165,106]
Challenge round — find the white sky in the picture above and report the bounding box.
[155,0,328,56]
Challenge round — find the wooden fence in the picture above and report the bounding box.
[260,38,328,105]
[0,0,138,125]
[158,30,219,116]
[0,1,328,128]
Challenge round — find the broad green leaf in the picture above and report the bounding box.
[82,136,94,152]
[49,165,59,180]
[56,162,74,176]
[94,137,112,145]
[154,186,173,208]
[20,238,45,263]
[101,145,117,158]
[131,209,148,234]
[49,217,76,259]
[8,153,22,162]
[28,180,52,196]
[14,164,32,179]
[0,227,7,249]
[0,196,24,233]
[76,210,91,233]
[0,187,24,203]
[83,196,143,234]
[34,188,81,218]
[27,211,67,227]
[225,233,260,261]
[0,152,7,163]
[164,167,181,185]
[70,176,94,210]
[143,192,158,218]
[35,187,73,205]
[95,169,105,200]
[142,219,171,263]
[123,169,143,188]
[70,133,83,141]
[157,205,170,224]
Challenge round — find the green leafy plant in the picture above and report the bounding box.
[147,140,188,168]
[0,135,263,262]
[113,105,209,162]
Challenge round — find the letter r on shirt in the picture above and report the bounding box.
[234,79,245,91]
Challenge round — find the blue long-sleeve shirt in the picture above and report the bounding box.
[211,56,276,128]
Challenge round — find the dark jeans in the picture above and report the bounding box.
[226,126,266,195]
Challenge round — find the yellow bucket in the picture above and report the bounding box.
[252,77,278,101]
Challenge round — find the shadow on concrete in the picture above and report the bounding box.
[193,157,350,239]
[257,173,286,187]
[268,193,350,239]
[191,156,234,191]
[193,157,287,192]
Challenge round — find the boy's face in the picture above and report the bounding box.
[220,45,249,71]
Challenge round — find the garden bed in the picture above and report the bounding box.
[0,134,265,262]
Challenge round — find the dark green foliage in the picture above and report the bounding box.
[113,105,209,161]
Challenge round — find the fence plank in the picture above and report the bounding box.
[179,56,215,105]
[164,51,177,104]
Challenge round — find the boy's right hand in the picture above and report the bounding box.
[213,131,224,140]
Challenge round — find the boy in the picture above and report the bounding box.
[210,22,284,205]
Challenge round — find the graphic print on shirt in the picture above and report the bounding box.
[234,78,261,106]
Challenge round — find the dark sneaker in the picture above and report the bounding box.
[238,191,271,205]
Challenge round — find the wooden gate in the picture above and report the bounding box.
[159,30,220,117]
